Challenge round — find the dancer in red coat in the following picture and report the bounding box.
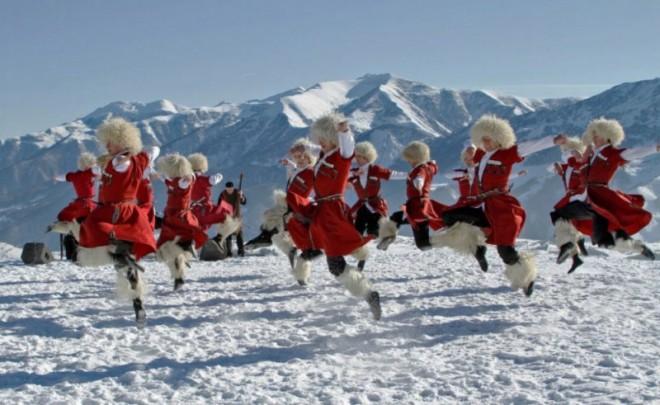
[549,137,594,273]
[136,169,157,231]
[187,153,226,231]
[376,141,450,253]
[308,113,381,320]
[77,118,160,325]
[348,141,402,238]
[439,115,559,296]
[48,152,99,243]
[246,138,320,285]
[559,118,657,259]
[155,154,208,291]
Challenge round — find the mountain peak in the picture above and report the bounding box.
[81,99,180,127]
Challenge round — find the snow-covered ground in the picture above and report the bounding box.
[0,238,658,403]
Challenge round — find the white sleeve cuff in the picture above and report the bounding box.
[518,135,556,158]
[621,146,657,161]
[413,176,425,191]
[338,131,355,158]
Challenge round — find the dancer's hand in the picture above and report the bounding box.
[337,121,349,133]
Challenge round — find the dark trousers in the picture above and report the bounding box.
[225,229,245,256]
[355,205,382,237]
[443,206,518,264]
[550,201,616,247]
[389,210,430,250]
[442,206,490,228]
[327,255,347,276]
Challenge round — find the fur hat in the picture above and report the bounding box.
[187,153,208,173]
[97,117,142,155]
[402,141,430,164]
[310,112,347,146]
[290,138,318,165]
[560,137,586,154]
[157,153,193,178]
[470,114,516,149]
[78,152,97,170]
[582,117,625,147]
[355,141,378,163]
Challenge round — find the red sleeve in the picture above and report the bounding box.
[370,164,392,180]
[133,152,150,171]
[500,146,524,165]
[65,172,75,182]
[610,147,627,167]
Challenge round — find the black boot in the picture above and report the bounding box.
[640,244,656,260]
[568,255,583,274]
[177,240,196,259]
[300,249,323,261]
[237,232,245,257]
[357,260,366,272]
[63,234,78,261]
[524,281,535,297]
[245,228,277,250]
[174,278,185,291]
[557,242,575,264]
[287,248,297,270]
[225,235,233,257]
[577,238,588,256]
[133,298,146,327]
[474,245,488,272]
[366,291,381,320]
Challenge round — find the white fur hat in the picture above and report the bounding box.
[187,153,208,173]
[471,114,516,149]
[402,141,430,164]
[310,112,347,146]
[355,141,378,163]
[78,152,97,170]
[97,117,143,155]
[157,153,193,178]
[560,137,586,154]
[582,117,625,147]
[290,137,318,165]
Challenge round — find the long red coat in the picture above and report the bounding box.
[450,168,481,208]
[191,174,215,231]
[57,169,97,221]
[404,161,447,230]
[348,164,391,216]
[136,178,156,230]
[286,167,315,251]
[471,147,526,246]
[157,178,208,249]
[309,149,370,256]
[584,145,651,236]
[79,152,156,260]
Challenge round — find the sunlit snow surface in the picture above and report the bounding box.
[0,238,658,403]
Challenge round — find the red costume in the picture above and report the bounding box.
[136,178,156,230]
[348,164,391,217]
[57,169,97,222]
[470,146,526,246]
[309,149,370,256]
[286,167,316,251]
[79,152,157,260]
[404,161,447,230]
[157,178,208,249]
[584,145,651,235]
[450,168,481,208]
[190,175,233,230]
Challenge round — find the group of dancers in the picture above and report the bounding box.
[47,113,658,325]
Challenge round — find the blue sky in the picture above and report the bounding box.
[1,0,659,138]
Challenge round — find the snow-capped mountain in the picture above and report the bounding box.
[1,74,658,248]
